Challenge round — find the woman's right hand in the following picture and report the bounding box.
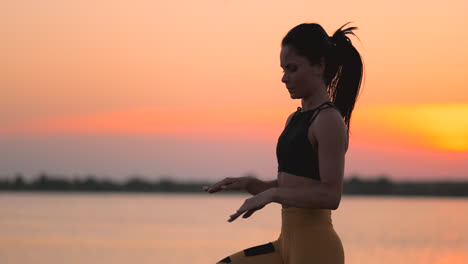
[202,176,254,193]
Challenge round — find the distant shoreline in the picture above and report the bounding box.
[1,173,468,197]
[1,190,467,199]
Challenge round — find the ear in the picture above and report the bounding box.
[311,57,326,77]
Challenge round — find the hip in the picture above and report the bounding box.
[277,207,344,263]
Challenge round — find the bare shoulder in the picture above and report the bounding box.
[310,107,348,152]
[316,107,345,126]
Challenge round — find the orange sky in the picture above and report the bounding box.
[1,0,467,181]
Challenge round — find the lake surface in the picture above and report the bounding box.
[1,192,467,264]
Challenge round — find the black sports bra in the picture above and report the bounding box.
[276,101,340,181]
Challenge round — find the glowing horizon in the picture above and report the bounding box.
[2,103,467,152]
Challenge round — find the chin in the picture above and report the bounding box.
[289,92,300,99]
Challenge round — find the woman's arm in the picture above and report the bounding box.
[246,178,278,196]
[270,184,340,210]
[271,110,347,210]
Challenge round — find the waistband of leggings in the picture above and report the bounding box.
[281,206,331,215]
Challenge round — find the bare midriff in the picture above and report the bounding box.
[277,171,321,208]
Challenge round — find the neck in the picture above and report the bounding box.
[301,84,330,111]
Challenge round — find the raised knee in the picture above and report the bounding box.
[216,256,231,263]
[216,242,277,263]
[243,242,276,256]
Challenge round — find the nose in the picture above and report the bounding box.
[281,73,288,84]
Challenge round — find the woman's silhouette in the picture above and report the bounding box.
[204,21,364,264]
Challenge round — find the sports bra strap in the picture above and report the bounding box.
[307,101,339,126]
[296,101,332,112]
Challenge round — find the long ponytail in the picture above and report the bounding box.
[325,22,364,136]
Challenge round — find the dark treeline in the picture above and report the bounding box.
[0,173,209,193]
[1,173,468,197]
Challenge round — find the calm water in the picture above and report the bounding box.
[1,192,467,264]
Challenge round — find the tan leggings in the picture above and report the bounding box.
[216,207,344,264]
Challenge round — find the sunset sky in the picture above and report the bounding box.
[2,0,467,182]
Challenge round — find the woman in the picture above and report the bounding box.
[203,21,364,264]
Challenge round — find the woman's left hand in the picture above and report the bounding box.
[228,188,276,222]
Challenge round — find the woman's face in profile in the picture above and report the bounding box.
[280,45,324,99]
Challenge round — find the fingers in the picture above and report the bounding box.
[242,209,257,218]
[229,203,266,222]
[219,181,243,191]
[228,210,243,222]
[202,184,226,193]
[228,208,256,222]
[202,177,236,193]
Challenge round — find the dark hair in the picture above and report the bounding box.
[281,22,364,136]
